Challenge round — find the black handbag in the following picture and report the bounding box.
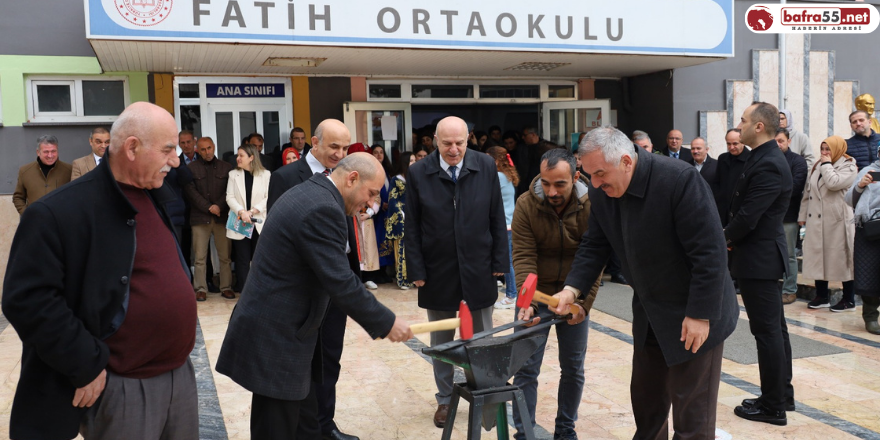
[863,210,880,241]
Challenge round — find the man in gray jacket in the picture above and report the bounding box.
[216,153,412,439]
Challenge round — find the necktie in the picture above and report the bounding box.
[673,152,679,159]
[96,157,101,166]
[323,168,332,176]
[449,165,457,183]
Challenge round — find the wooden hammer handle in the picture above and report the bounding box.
[410,318,461,334]
[534,290,577,315]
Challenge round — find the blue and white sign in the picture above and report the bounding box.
[206,83,286,98]
[85,0,734,57]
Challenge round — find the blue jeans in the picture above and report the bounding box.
[512,304,589,439]
[505,230,517,298]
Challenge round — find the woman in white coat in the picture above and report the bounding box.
[226,144,271,293]
[798,136,858,311]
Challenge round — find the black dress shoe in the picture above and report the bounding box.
[734,404,787,425]
[609,274,628,285]
[322,429,360,440]
[742,397,795,412]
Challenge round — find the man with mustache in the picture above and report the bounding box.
[3,102,198,439]
[554,126,738,439]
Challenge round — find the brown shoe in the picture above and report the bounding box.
[433,404,449,428]
[221,290,236,299]
[782,293,797,304]
[195,290,207,302]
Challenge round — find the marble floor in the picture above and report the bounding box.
[1,282,879,440]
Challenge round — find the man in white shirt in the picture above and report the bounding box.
[71,127,110,180]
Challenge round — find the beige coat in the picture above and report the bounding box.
[225,168,270,239]
[70,154,97,180]
[798,157,857,281]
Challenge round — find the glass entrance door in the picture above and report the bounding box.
[542,100,612,151]
[206,104,288,161]
[343,102,413,156]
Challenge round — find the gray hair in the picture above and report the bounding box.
[632,130,650,142]
[314,123,325,145]
[691,136,706,144]
[336,152,380,181]
[36,135,58,149]
[578,126,636,166]
[541,148,577,178]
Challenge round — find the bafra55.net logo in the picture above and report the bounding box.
[746,4,879,33]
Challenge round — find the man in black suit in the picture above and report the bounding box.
[691,137,718,189]
[265,119,360,440]
[714,129,750,226]
[726,102,795,425]
[556,126,739,439]
[217,153,412,439]
[659,129,693,163]
[405,116,508,428]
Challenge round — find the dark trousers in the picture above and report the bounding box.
[631,329,724,440]
[863,295,880,322]
[232,230,260,292]
[316,303,347,435]
[173,224,193,270]
[251,386,320,440]
[606,251,622,277]
[737,277,794,411]
[815,279,855,304]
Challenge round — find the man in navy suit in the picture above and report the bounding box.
[217,153,412,439]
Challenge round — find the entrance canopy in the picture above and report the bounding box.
[86,0,733,78]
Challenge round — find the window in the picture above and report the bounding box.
[28,76,129,123]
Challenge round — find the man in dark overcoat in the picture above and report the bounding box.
[726,102,794,425]
[404,116,509,428]
[554,126,739,440]
[216,153,412,439]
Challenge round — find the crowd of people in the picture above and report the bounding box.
[3,99,880,440]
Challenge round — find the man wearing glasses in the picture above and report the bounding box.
[71,127,111,180]
[660,129,693,163]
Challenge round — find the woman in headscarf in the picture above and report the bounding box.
[281,147,300,165]
[846,146,880,334]
[798,136,858,311]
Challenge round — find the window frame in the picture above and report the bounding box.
[26,76,130,124]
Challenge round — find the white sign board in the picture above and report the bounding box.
[87,0,734,56]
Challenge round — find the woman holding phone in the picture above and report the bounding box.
[798,136,858,311]
[846,151,880,334]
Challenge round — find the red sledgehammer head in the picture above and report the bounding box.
[459,300,473,339]
[516,273,538,310]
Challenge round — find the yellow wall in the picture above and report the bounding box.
[291,77,311,138]
[153,73,175,115]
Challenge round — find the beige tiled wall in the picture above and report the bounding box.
[0,196,20,299]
